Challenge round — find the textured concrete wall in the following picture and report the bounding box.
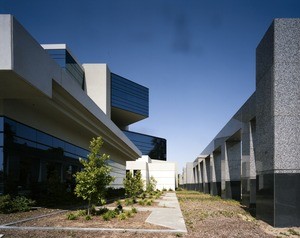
[256,19,300,227]
[178,19,300,227]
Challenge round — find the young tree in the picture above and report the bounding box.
[74,137,114,215]
[123,170,143,200]
[146,176,157,193]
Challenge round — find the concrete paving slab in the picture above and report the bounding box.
[146,193,187,232]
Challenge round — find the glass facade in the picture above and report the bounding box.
[45,49,85,89]
[0,117,89,195]
[123,131,166,161]
[111,73,149,117]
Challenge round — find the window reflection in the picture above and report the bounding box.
[123,131,166,161]
[1,117,89,195]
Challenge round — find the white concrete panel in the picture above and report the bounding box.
[83,64,111,118]
[0,15,12,69]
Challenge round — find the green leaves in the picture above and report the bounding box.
[123,170,144,199]
[74,137,115,214]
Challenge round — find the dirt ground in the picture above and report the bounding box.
[0,191,299,238]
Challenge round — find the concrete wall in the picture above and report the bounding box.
[126,156,176,191]
[83,64,111,118]
[181,19,300,227]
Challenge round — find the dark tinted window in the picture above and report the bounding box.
[123,131,166,161]
[111,73,149,117]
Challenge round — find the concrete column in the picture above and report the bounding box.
[221,137,241,200]
[198,160,203,192]
[203,156,210,194]
[241,119,256,208]
[256,19,300,227]
[210,150,221,196]
[199,160,204,192]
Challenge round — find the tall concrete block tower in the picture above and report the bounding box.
[256,18,300,227]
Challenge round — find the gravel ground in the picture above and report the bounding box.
[0,191,299,238]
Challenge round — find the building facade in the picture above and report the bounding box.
[180,19,300,227]
[126,156,176,191]
[0,15,166,197]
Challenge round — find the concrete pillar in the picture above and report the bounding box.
[241,119,256,208]
[210,150,221,196]
[199,160,204,192]
[256,19,300,227]
[198,160,203,192]
[221,135,241,200]
[203,156,210,194]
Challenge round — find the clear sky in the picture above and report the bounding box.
[1,0,300,172]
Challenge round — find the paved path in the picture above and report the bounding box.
[146,192,187,232]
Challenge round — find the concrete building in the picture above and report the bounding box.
[126,156,176,191]
[0,15,166,196]
[180,19,300,227]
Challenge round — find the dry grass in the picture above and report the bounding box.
[0,191,299,238]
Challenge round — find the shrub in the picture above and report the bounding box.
[118,212,127,220]
[0,195,35,214]
[66,213,77,220]
[146,176,157,193]
[102,210,117,221]
[0,195,13,214]
[76,209,87,216]
[131,207,137,213]
[125,198,134,206]
[138,199,145,205]
[92,207,108,216]
[146,200,153,206]
[125,210,133,218]
[12,196,35,212]
[85,215,92,220]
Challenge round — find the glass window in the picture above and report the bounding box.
[37,131,53,147]
[0,133,3,147]
[15,137,36,148]
[53,138,65,150]
[0,117,3,131]
[111,73,149,117]
[16,123,36,141]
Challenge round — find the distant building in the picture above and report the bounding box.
[126,156,176,191]
[0,14,166,196]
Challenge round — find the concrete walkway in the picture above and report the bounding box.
[146,192,187,232]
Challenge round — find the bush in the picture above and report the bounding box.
[12,196,35,212]
[92,207,108,216]
[146,199,153,206]
[102,210,117,221]
[85,215,92,220]
[118,212,127,220]
[125,198,134,206]
[66,213,77,220]
[0,195,13,214]
[138,199,145,205]
[0,195,35,214]
[76,209,87,216]
[131,207,137,213]
[125,210,133,218]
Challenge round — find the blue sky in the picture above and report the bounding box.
[1,0,300,172]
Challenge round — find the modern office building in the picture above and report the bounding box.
[0,14,166,197]
[180,19,300,227]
